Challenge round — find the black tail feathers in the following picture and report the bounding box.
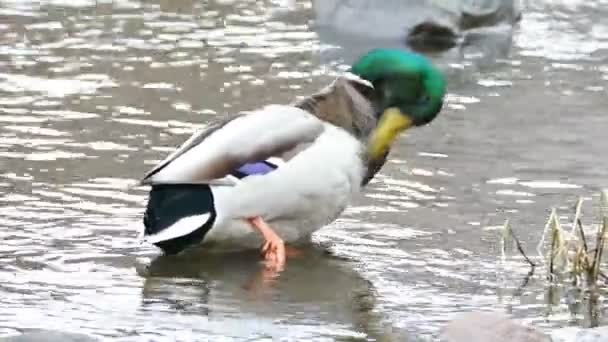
[143,184,216,255]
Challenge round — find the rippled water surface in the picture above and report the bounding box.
[1,0,608,340]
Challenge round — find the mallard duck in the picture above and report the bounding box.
[139,49,446,269]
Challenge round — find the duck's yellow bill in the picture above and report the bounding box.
[368,107,413,159]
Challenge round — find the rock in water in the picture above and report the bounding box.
[0,330,98,342]
[440,312,552,342]
[551,326,608,342]
[312,0,521,64]
[312,0,521,40]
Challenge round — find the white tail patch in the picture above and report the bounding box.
[143,213,211,244]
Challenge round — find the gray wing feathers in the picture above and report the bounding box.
[141,105,324,185]
[141,118,232,183]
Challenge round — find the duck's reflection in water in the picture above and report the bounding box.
[137,246,413,341]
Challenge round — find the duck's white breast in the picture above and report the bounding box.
[203,122,366,248]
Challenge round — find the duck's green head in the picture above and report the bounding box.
[350,49,446,159]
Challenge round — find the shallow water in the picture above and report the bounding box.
[1,0,608,340]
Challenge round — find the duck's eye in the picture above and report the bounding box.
[420,94,431,104]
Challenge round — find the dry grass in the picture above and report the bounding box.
[502,190,608,286]
[499,190,608,326]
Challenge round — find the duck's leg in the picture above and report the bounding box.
[285,246,304,257]
[247,217,286,270]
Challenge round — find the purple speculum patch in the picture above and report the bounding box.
[234,161,277,178]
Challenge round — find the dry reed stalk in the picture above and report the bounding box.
[501,219,536,268]
[547,208,569,279]
[502,190,608,322]
[587,191,608,286]
[536,210,555,260]
[570,197,584,236]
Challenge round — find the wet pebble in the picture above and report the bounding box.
[440,312,551,342]
[551,326,608,342]
[0,330,98,342]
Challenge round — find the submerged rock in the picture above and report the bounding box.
[313,0,521,52]
[440,312,552,342]
[0,330,98,342]
[551,326,608,342]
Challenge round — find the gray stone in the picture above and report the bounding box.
[0,330,98,342]
[551,326,608,342]
[312,0,521,41]
[440,312,552,342]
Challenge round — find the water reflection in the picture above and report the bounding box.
[138,246,411,341]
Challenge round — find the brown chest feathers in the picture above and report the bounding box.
[292,76,388,185]
[292,76,380,141]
